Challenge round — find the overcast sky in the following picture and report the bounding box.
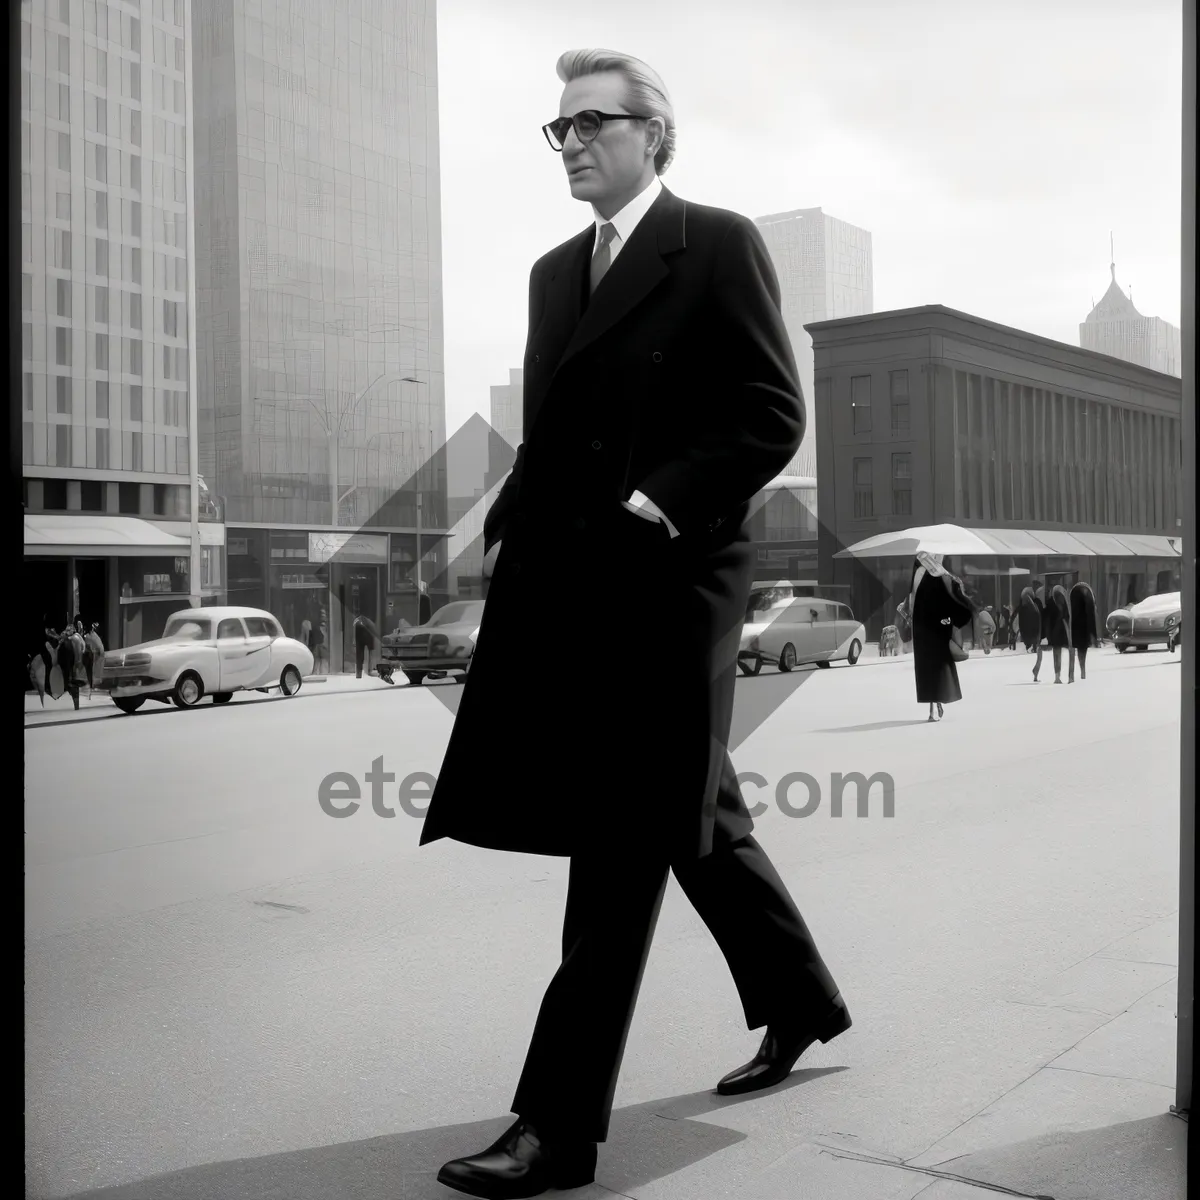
[435,0,1183,436]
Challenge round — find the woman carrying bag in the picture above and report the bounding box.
[909,551,973,722]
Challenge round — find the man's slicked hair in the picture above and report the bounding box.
[556,49,676,175]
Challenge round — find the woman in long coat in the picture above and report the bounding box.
[1018,584,1044,678]
[1044,584,1072,684]
[1068,581,1099,682]
[909,551,974,721]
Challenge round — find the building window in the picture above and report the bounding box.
[22,322,32,360]
[81,480,104,511]
[56,191,70,220]
[129,383,143,421]
[58,131,71,171]
[43,478,69,510]
[853,458,874,518]
[95,143,107,182]
[22,172,31,213]
[163,298,178,336]
[95,332,109,370]
[94,237,108,276]
[57,33,71,74]
[55,423,72,467]
[890,370,910,434]
[131,431,143,471]
[96,427,109,469]
[851,375,872,434]
[22,273,32,310]
[129,292,142,330]
[96,379,110,418]
[93,189,108,229]
[892,453,913,516]
[56,375,72,414]
[54,229,72,270]
[94,284,109,323]
[126,338,143,376]
[24,373,34,411]
[56,278,71,317]
[55,326,71,366]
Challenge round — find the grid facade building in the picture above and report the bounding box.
[754,207,873,477]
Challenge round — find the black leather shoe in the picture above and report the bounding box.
[716,997,852,1096]
[436,1119,597,1198]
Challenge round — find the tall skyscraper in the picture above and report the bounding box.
[20,0,218,650]
[1080,252,1181,377]
[192,0,446,658]
[754,207,873,477]
[484,366,522,497]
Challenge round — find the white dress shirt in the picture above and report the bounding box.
[591,175,680,537]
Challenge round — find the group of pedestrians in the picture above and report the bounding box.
[898,554,1102,721]
[28,615,105,710]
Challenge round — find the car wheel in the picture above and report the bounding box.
[739,657,763,677]
[846,639,862,665]
[778,643,796,672]
[113,696,144,714]
[403,671,426,686]
[280,665,303,696]
[212,692,234,705]
[171,671,204,708]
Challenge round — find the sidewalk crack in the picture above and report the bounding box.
[820,1147,1055,1198]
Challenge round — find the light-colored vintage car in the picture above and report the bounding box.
[97,606,315,713]
[379,599,484,686]
[738,585,867,675]
[1106,591,1182,653]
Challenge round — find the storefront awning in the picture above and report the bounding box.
[838,523,1185,560]
[24,514,192,556]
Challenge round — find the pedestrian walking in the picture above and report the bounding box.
[1068,581,1099,682]
[1018,584,1044,679]
[909,551,973,722]
[352,613,378,679]
[84,622,105,689]
[424,49,848,1199]
[1044,583,1072,684]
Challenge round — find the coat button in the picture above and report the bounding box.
[591,440,602,450]
[652,351,662,362]
[534,354,540,363]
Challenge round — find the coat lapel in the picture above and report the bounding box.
[552,186,687,381]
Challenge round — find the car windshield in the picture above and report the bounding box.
[426,602,484,628]
[162,617,212,641]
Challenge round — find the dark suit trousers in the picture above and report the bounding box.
[511,828,842,1142]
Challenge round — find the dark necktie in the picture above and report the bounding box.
[589,222,618,294]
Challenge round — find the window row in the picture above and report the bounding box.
[24,423,190,473]
[21,375,189,427]
[850,370,910,436]
[852,455,912,519]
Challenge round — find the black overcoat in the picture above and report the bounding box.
[1068,583,1099,648]
[911,570,973,704]
[1018,587,1043,650]
[1045,585,1072,648]
[419,187,804,860]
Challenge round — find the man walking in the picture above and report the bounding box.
[420,49,849,1198]
[352,612,378,679]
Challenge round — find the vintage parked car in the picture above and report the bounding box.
[1106,591,1182,653]
[97,606,314,713]
[379,599,484,686]
[738,585,867,675]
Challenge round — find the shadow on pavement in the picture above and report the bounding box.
[919,1112,1186,1200]
[43,1071,847,1200]
[813,719,932,733]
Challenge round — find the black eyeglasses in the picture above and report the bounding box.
[542,110,652,152]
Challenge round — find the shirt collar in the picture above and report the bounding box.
[592,174,663,244]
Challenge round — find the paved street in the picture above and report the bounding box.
[25,645,1183,1199]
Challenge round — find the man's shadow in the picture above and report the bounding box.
[47,1069,846,1200]
[814,719,930,733]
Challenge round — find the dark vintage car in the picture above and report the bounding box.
[1106,591,1182,653]
[378,600,484,686]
